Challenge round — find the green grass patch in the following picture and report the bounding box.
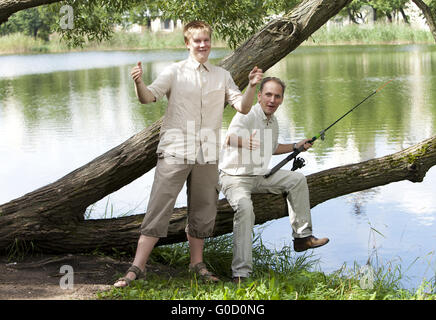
[0,30,228,55]
[308,23,434,45]
[0,33,51,54]
[2,23,433,55]
[97,233,436,300]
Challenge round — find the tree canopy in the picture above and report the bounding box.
[1,0,300,48]
[1,0,426,48]
[411,0,436,41]
[0,5,55,40]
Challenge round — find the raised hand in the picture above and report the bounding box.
[243,130,260,150]
[131,61,143,83]
[248,66,263,87]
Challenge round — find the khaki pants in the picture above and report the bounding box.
[140,155,219,239]
[219,170,313,278]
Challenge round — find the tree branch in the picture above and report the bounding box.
[411,0,436,42]
[0,0,61,24]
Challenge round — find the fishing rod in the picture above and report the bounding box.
[264,79,393,178]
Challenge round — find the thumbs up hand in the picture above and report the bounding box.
[243,130,260,150]
[131,61,143,83]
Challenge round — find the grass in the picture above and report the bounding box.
[97,233,436,300]
[0,33,51,54]
[309,22,434,45]
[0,30,227,55]
[1,23,434,55]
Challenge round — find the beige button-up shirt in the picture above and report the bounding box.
[147,56,243,163]
[219,103,279,175]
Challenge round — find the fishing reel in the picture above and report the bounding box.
[291,157,306,171]
[319,130,326,141]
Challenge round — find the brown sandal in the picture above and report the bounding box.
[189,262,219,282]
[114,265,146,287]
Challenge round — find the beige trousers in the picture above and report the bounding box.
[219,170,313,278]
[140,155,219,239]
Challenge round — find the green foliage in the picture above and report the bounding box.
[1,0,300,48]
[6,239,37,262]
[154,0,299,49]
[0,6,56,41]
[340,0,410,24]
[425,0,436,27]
[0,30,201,54]
[310,22,433,44]
[51,0,134,48]
[0,0,423,49]
[0,33,51,53]
[418,0,436,12]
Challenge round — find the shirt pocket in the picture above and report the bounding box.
[204,88,226,108]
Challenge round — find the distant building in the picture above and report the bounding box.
[121,15,183,33]
[150,18,183,32]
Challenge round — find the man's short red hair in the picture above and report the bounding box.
[183,21,212,43]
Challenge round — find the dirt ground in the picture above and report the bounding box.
[0,253,169,300]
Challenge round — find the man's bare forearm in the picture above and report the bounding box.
[135,80,156,104]
[274,139,313,155]
[236,84,257,114]
[273,143,294,155]
[233,66,263,114]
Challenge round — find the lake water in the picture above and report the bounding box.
[1,45,435,291]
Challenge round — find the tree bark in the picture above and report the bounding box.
[412,0,436,42]
[0,0,360,254]
[0,0,60,24]
[220,0,353,89]
[400,8,409,24]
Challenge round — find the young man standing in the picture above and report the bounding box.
[219,77,329,283]
[114,21,263,287]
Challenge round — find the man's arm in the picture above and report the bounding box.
[233,66,263,114]
[131,62,156,104]
[273,139,314,155]
[226,131,259,150]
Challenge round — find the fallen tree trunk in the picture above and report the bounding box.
[2,135,435,254]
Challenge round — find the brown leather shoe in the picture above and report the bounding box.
[293,235,329,252]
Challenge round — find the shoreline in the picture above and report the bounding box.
[2,22,434,56]
[1,40,434,56]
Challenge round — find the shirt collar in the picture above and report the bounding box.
[253,103,276,125]
[187,55,211,72]
[202,60,212,71]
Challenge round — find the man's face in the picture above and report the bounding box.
[185,30,211,64]
[258,81,284,117]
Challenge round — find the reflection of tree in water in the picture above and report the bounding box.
[346,188,379,216]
